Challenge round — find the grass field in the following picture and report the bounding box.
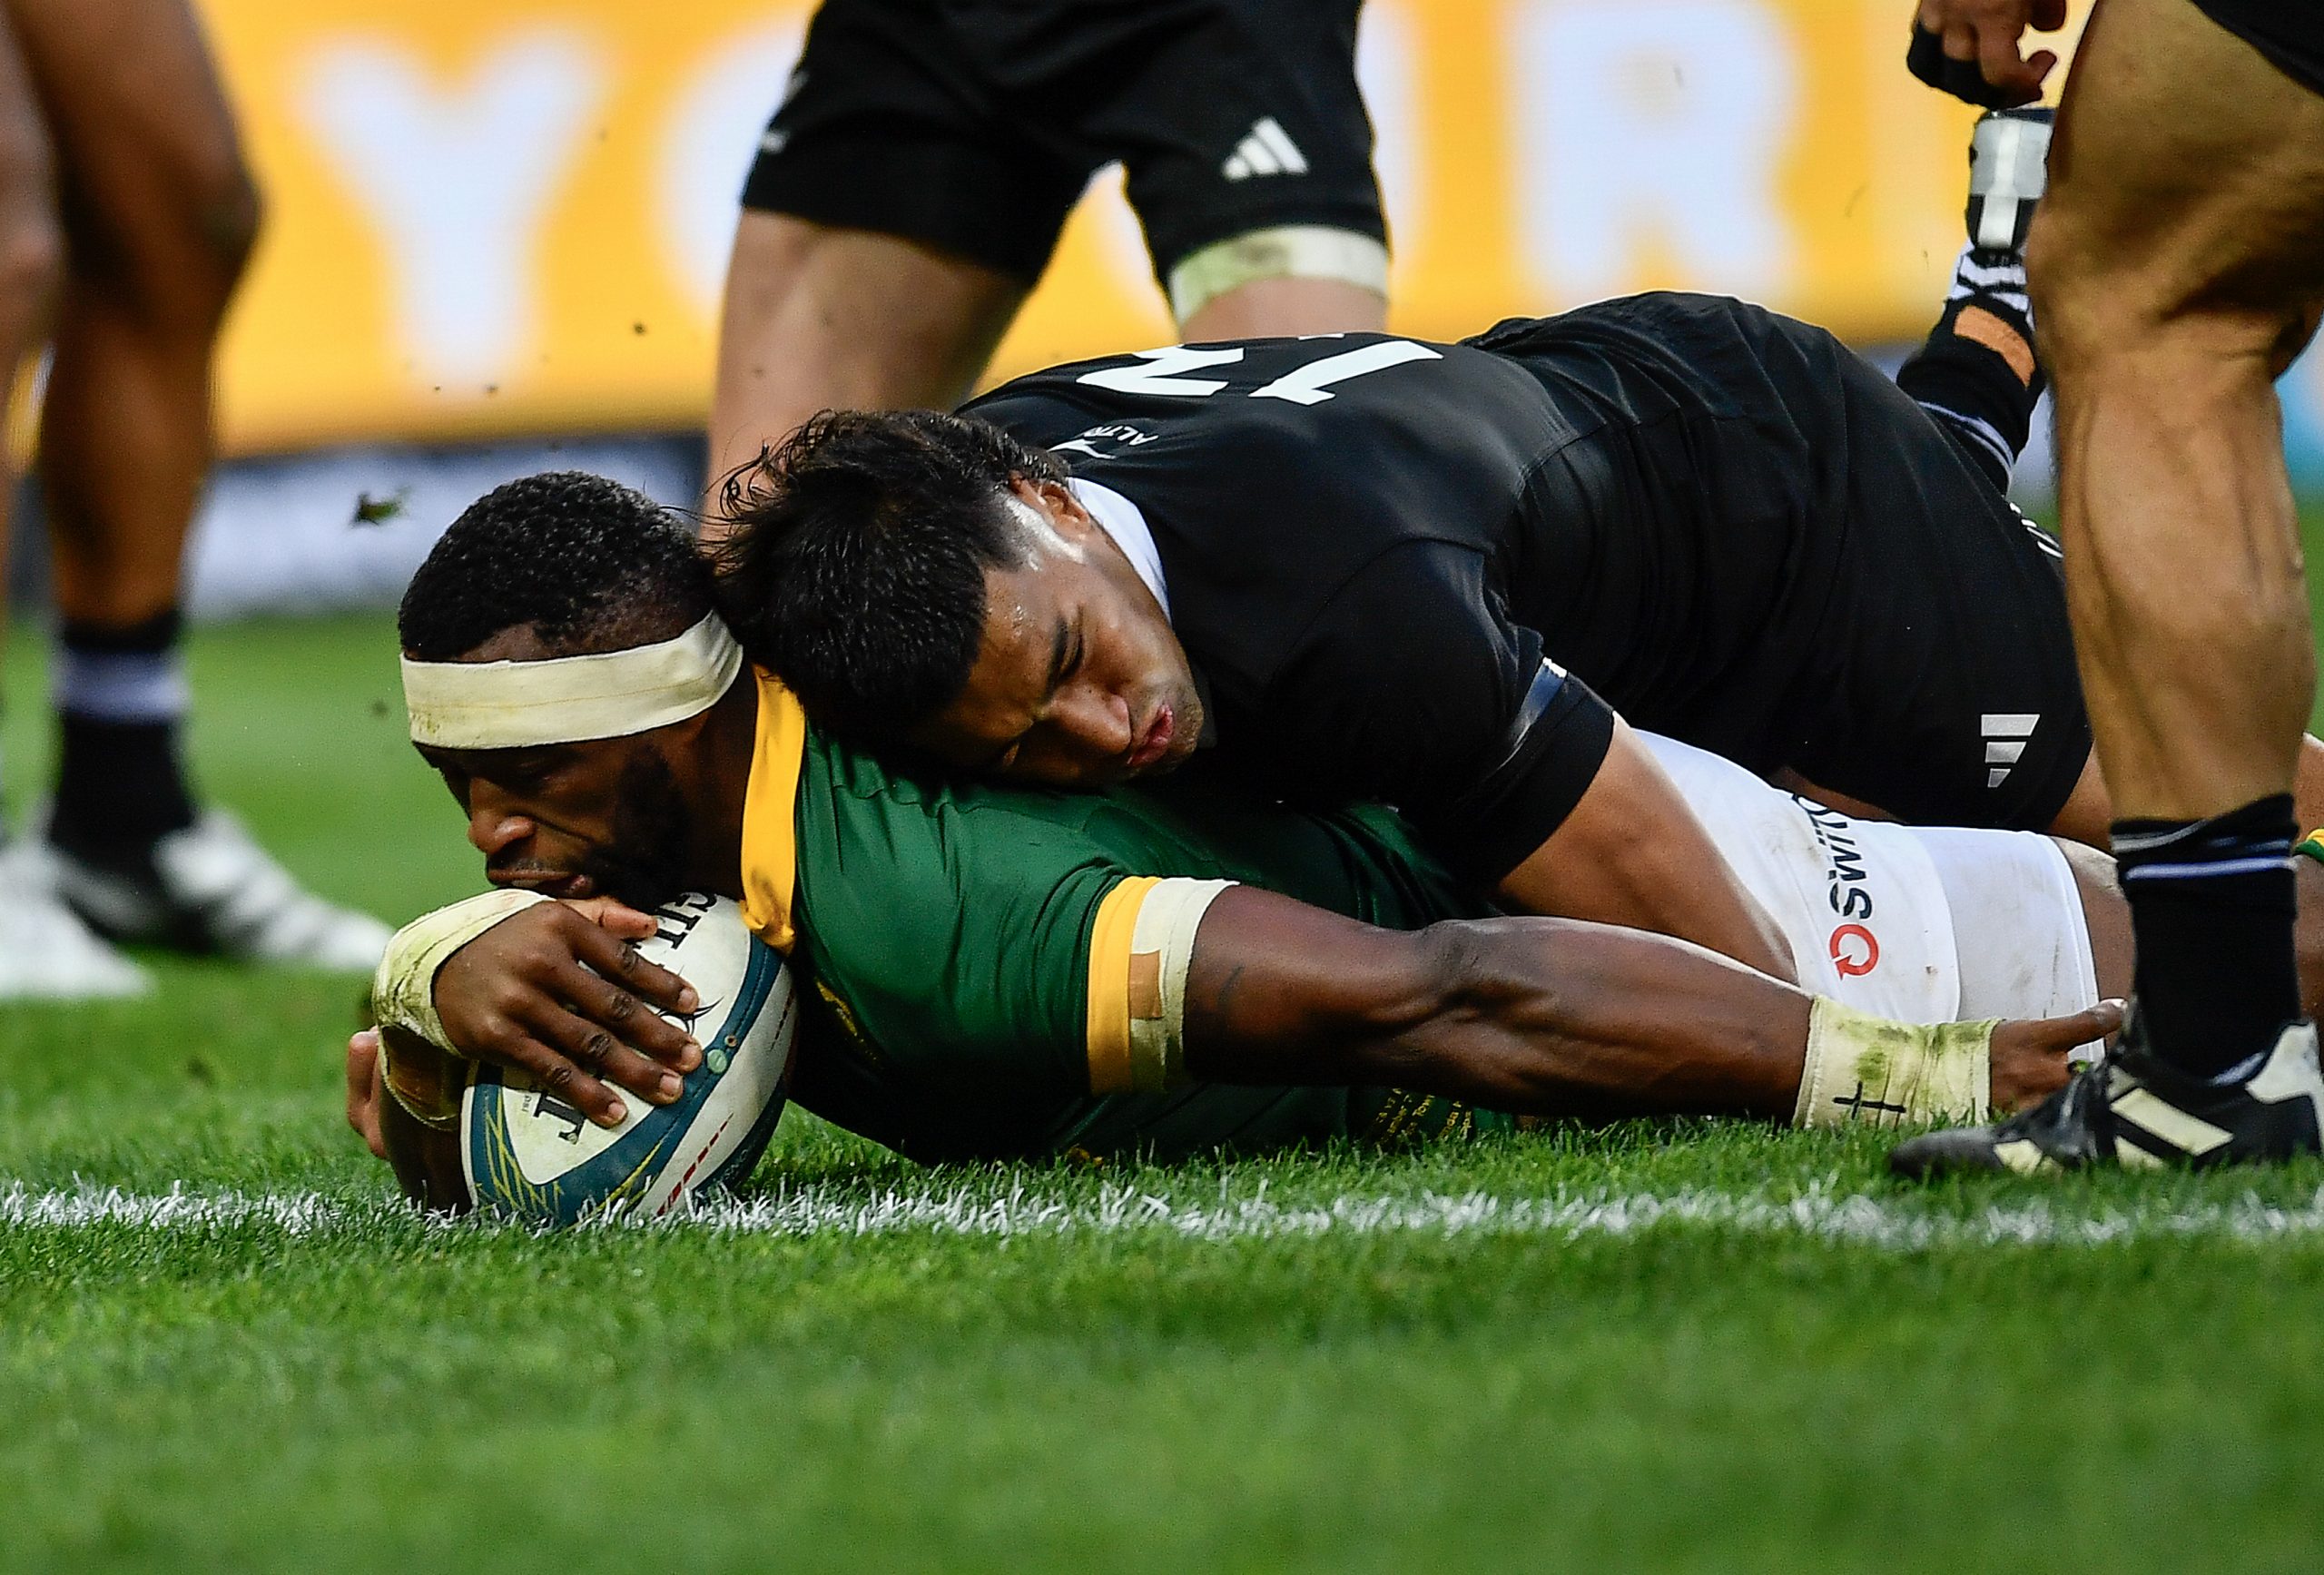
[7,613,2324,1573]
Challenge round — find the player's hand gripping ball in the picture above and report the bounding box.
[378,894,796,1226]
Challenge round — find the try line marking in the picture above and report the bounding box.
[6,1181,2324,1248]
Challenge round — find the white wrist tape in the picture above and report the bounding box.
[1167,225,1390,324]
[1792,998,1995,1129]
[401,612,743,749]
[371,889,550,1051]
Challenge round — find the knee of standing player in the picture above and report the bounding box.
[2024,203,2142,367]
[0,135,61,329]
[0,192,62,330]
[84,146,261,333]
[2027,200,2307,378]
[174,152,262,317]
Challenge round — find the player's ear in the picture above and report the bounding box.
[1026,476,1096,539]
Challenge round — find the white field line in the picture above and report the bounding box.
[5,1180,2324,1248]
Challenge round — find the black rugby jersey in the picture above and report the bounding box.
[962,293,1883,880]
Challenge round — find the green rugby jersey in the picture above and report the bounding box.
[734,673,1505,1164]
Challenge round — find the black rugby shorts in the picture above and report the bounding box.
[1780,359,2093,837]
[1477,295,2093,836]
[741,0,1386,285]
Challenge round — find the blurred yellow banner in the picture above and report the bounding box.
[203,0,2058,455]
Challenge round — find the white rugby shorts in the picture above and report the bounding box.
[1640,733,2100,1033]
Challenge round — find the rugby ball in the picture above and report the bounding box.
[459,892,796,1226]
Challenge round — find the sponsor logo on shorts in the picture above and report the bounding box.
[1799,800,1882,976]
[1223,118,1309,182]
[1982,713,2039,790]
[1828,923,1880,978]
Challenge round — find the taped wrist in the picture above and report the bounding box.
[1792,997,1996,1128]
[370,889,550,1052]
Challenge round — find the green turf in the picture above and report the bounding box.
[7,612,2324,1574]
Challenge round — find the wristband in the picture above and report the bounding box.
[370,889,550,1053]
[1792,997,1995,1129]
[2295,830,2324,869]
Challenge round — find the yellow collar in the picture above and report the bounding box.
[737,669,807,953]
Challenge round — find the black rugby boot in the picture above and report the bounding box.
[1891,1006,2324,1179]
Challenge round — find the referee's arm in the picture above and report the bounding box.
[1279,545,1798,985]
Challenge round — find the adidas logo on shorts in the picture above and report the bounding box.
[1982,712,2037,790]
[1223,118,1308,181]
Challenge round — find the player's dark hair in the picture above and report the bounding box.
[712,409,1067,743]
[399,471,714,659]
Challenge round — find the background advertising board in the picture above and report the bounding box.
[204,0,2057,453]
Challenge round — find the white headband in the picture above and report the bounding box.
[401,612,745,749]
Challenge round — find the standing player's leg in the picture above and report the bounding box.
[1101,0,1388,346]
[708,216,1027,505]
[0,7,143,999]
[704,0,1393,519]
[702,0,1071,518]
[1896,0,2324,1176]
[12,0,387,969]
[1174,272,1384,343]
[1884,99,2324,849]
[2039,0,2324,1081]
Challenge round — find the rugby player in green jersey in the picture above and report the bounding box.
[347,472,2158,1175]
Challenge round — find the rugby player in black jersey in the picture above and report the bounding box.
[714,113,2324,985]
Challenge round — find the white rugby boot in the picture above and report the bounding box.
[0,835,151,999]
[44,807,391,972]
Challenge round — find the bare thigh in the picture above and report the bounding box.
[6,0,255,309]
[706,213,1028,517]
[2035,0,2324,338]
[2032,0,2324,816]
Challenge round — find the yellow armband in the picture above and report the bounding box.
[1792,997,1996,1129]
[1085,877,1235,1095]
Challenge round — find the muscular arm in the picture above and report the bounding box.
[1180,885,1811,1118]
[1497,719,1799,987]
[1178,885,2109,1117]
